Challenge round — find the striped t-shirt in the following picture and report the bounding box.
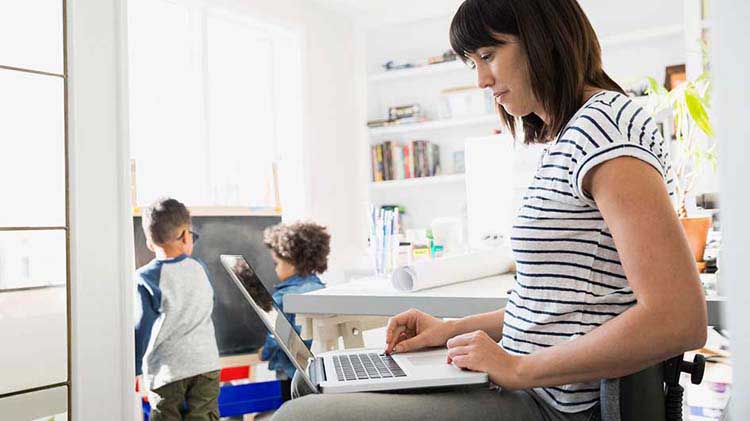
[503,90,673,413]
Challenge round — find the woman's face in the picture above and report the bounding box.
[466,34,544,120]
[272,252,296,281]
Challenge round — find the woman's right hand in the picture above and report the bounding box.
[384,308,454,354]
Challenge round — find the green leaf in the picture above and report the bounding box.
[685,88,714,137]
[645,76,663,94]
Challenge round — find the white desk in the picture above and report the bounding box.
[284,273,726,351]
[283,274,515,351]
[285,274,516,318]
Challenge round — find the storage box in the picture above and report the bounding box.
[439,86,494,119]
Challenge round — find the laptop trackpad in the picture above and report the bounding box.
[405,354,444,366]
[403,350,447,366]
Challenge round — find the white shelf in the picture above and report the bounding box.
[369,173,466,189]
[368,60,469,82]
[368,114,498,136]
[600,25,683,48]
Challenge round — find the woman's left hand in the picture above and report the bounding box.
[446,330,527,390]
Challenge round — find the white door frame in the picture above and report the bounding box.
[714,0,750,418]
[67,0,137,419]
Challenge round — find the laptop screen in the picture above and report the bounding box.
[220,254,314,377]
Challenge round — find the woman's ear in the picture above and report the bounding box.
[145,237,155,252]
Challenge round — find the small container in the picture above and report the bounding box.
[431,244,444,258]
[439,86,494,119]
[412,246,430,261]
[397,242,412,266]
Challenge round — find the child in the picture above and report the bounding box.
[134,198,220,421]
[260,221,330,401]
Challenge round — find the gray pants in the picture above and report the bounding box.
[271,372,600,421]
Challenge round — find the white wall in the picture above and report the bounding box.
[713,0,750,418]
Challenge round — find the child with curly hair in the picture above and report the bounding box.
[260,221,330,400]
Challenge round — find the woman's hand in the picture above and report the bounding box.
[384,308,455,354]
[446,330,526,390]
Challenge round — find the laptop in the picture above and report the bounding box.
[220,254,488,394]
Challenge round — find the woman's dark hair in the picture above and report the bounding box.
[449,0,624,144]
[263,222,331,277]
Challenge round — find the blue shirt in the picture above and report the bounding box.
[261,274,325,379]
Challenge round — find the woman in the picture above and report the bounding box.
[274,0,706,419]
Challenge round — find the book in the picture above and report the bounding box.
[383,140,393,180]
[427,143,434,177]
[372,146,383,182]
[412,141,421,177]
[403,145,411,179]
[375,144,385,181]
[392,142,404,180]
[429,143,441,176]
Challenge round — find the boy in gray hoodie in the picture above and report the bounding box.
[135,198,220,421]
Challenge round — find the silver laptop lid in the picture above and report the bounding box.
[220,254,318,390]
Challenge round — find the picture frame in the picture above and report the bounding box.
[664,64,686,91]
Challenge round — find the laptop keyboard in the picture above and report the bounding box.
[332,353,407,381]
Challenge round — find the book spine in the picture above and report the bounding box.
[413,141,421,177]
[409,143,415,178]
[427,142,434,176]
[392,142,402,179]
[403,145,411,179]
[384,140,393,180]
[430,144,441,175]
[397,144,405,179]
[420,141,429,177]
[376,144,384,181]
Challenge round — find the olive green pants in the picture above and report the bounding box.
[148,370,220,421]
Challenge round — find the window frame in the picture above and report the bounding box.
[0,0,71,417]
[128,0,301,215]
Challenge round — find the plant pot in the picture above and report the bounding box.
[679,216,711,262]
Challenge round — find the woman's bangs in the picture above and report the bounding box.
[449,2,498,59]
[449,0,518,59]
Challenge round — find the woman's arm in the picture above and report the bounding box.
[513,156,707,387]
[448,309,506,342]
[384,308,505,353]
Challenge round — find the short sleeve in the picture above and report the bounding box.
[557,99,668,207]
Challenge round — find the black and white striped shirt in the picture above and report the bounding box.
[503,91,673,413]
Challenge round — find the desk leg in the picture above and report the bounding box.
[312,317,343,352]
[303,315,389,351]
[339,321,365,349]
[298,316,314,341]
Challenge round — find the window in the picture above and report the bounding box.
[128,0,302,211]
[0,0,69,417]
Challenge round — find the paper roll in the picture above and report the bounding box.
[391,248,514,292]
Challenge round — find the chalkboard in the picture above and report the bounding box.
[133,215,282,356]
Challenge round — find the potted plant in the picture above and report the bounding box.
[645,62,716,264]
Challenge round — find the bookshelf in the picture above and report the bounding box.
[369,173,465,190]
[368,60,468,82]
[368,114,498,136]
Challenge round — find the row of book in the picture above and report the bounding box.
[371,140,441,182]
